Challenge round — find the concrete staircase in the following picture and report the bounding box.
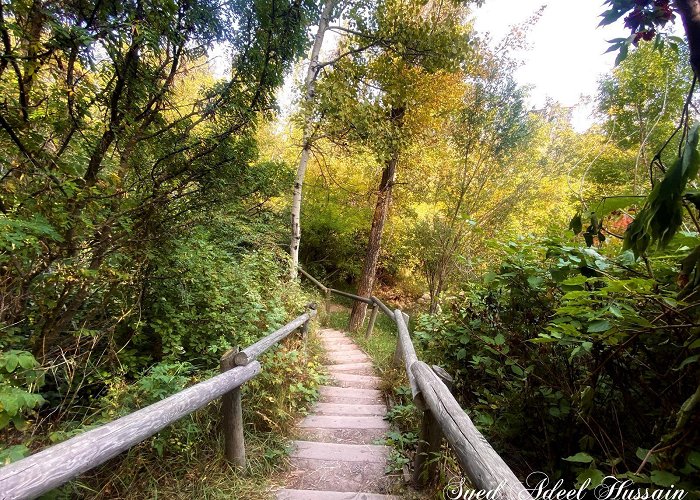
[276,329,400,500]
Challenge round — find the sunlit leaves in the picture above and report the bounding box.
[624,124,700,257]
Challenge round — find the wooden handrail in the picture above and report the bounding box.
[0,362,261,500]
[297,267,327,292]
[393,310,423,408]
[229,309,316,366]
[412,361,533,500]
[0,310,315,500]
[328,288,373,304]
[371,296,393,318]
[297,268,533,499]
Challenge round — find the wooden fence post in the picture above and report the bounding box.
[365,302,379,339]
[221,348,246,467]
[413,365,454,487]
[301,303,314,353]
[324,288,331,321]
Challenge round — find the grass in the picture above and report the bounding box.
[60,430,292,499]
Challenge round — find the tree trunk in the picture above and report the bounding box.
[348,151,399,331]
[675,0,700,77]
[290,0,336,279]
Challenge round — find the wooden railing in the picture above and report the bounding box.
[0,308,316,500]
[299,268,533,500]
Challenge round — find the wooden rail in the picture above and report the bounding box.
[297,268,533,500]
[0,309,316,500]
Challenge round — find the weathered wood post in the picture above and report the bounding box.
[301,303,315,353]
[365,301,379,339]
[220,348,246,467]
[324,288,332,321]
[413,365,454,487]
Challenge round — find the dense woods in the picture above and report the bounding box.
[1,0,699,497]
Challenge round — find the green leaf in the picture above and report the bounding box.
[0,413,10,430]
[527,276,544,289]
[615,43,629,66]
[650,470,679,487]
[1,395,18,417]
[587,320,611,333]
[569,214,583,235]
[564,452,594,463]
[678,354,699,369]
[577,468,605,488]
[608,305,623,318]
[687,451,700,469]
[5,354,18,374]
[17,353,35,370]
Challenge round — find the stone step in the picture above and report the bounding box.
[284,458,394,493]
[330,372,382,389]
[296,427,387,445]
[319,386,383,405]
[320,330,349,337]
[327,353,370,364]
[326,346,366,356]
[290,441,390,463]
[326,362,375,373]
[298,415,389,430]
[314,403,386,416]
[320,336,355,343]
[321,342,356,350]
[276,489,399,500]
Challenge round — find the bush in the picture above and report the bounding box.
[414,237,700,491]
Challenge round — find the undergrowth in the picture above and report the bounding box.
[48,321,327,499]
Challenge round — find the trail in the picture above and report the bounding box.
[276,328,400,499]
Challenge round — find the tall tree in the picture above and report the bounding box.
[598,43,691,193]
[290,0,338,279]
[310,0,474,330]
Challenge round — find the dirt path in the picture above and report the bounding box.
[275,328,400,499]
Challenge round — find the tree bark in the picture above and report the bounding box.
[348,150,399,331]
[290,0,336,279]
[675,0,700,77]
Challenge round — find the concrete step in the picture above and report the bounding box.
[326,344,365,355]
[298,415,389,430]
[319,386,383,404]
[284,458,394,492]
[327,348,367,357]
[326,362,376,373]
[327,353,370,364]
[276,489,399,500]
[314,403,386,416]
[290,441,390,463]
[330,372,382,389]
[296,427,387,445]
[320,329,349,338]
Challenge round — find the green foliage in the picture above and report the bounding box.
[414,237,700,488]
[141,222,303,367]
[625,124,700,257]
[597,43,692,194]
[0,350,45,432]
[244,343,326,432]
